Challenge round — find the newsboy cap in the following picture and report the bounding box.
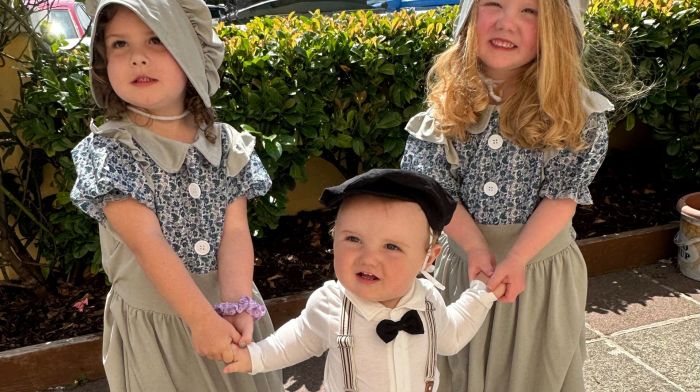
[320,169,457,232]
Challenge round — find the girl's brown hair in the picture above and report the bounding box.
[91,4,217,142]
[427,0,589,150]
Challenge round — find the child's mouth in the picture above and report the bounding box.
[490,39,516,49]
[132,76,157,84]
[357,272,379,281]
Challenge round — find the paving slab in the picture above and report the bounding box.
[612,318,700,391]
[635,260,700,303]
[283,354,325,392]
[585,326,600,341]
[584,340,680,392]
[586,269,700,335]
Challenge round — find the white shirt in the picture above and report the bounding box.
[248,279,497,392]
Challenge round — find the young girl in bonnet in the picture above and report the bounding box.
[70,0,283,390]
[401,0,617,390]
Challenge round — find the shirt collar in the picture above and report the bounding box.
[91,120,222,173]
[340,279,429,321]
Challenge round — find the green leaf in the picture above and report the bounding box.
[667,139,681,156]
[689,44,700,60]
[263,140,283,160]
[375,112,402,129]
[352,139,365,156]
[378,63,395,75]
[335,134,353,148]
[625,114,635,131]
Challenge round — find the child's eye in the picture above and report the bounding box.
[385,243,402,252]
[344,235,361,243]
[150,36,163,45]
[111,40,126,48]
[522,7,538,15]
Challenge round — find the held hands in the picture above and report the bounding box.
[223,343,253,373]
[189,311,241,363]
[466,248,496,281]
[486,258,526,303]
[474,272,506,299]
[224,312,254,348]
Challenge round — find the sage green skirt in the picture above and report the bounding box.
[434,224,587,392]
[99,225,283,392]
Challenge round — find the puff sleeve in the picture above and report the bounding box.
[221,124,271,204]
[70,134,155,223]
[539,112,609,205]
[401,136,461,201]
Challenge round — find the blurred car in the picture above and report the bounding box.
[27,0,91,48]
[218,0,382,24]
[216,0,457,24]
[207,3,228,24]
[377,0,458,10]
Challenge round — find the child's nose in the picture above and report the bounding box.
[358,249,379,266]
[130,51,148,66]
[495,11,518,30]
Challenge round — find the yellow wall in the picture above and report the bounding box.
[1,35,32,132]
[284,157,346,215]
[1,35,33,280]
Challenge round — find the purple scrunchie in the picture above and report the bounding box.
[213,296,266,321]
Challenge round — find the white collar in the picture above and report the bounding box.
[90,120,222,173]
[339,279,430,322]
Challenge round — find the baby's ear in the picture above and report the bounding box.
[428,242,442,264]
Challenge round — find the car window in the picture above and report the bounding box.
[30,9,79,39]
[75,3,92,33]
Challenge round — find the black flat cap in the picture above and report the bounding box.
[320,168,457,232]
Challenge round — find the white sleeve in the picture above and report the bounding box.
[249,285,335,374]
[435,280,497,356]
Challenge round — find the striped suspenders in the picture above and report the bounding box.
[337,296,438,392]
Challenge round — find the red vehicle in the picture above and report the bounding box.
[28,0,91,46]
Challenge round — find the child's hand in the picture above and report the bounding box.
[224,312,254,347]
[190,312,241,362]
[474,272,506,298]
[223,344,253,374]
[466,248,496,281]
[487,259,526,303]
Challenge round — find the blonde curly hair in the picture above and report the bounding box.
[427,0,589,151]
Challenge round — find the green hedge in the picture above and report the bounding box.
[3,3,698,284]
[214,8,456,232]
[587,0,700,179]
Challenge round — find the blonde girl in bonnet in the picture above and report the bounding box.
[401,0,620,390]
[70,0,283,390]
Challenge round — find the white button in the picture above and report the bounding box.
[488,134,503,150]
[194,240,210,255]
[483,181,499,196]
[188,183,201,199]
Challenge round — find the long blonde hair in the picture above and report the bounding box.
[427,0,589,150]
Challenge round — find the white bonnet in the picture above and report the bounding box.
[86,0,225,108]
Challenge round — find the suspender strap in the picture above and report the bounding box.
[424,300,437,392]
[338,296,358,392]
[337,296,438,392]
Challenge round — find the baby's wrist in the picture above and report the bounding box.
[213,296,266,321]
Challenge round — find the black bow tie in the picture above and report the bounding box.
[376,309,424,343]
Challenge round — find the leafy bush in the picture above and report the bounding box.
[587,0,700,180]
[215,8,457,232]
[2,44,100,292]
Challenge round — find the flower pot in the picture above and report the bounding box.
[675,192,700,281]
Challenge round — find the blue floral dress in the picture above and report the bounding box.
[71,120,283,392]
[401,95,611,392]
